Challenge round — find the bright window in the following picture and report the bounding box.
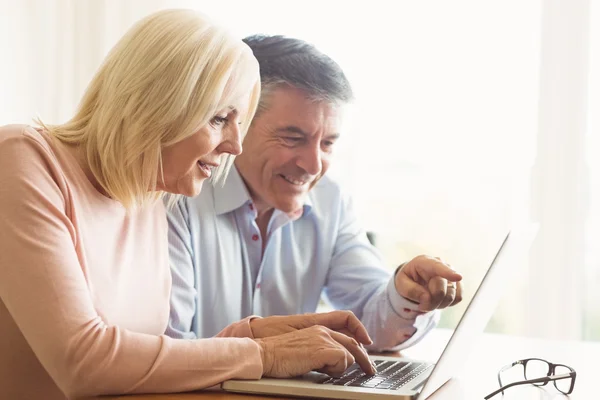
[177,0,543,335]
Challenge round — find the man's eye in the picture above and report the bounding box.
[323,140,334,147]
[284,137,303,142]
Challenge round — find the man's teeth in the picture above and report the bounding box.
[282,175,306,185]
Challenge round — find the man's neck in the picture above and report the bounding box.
[254,206,275,243]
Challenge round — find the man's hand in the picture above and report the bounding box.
[250,310,373,346]
[395,255,463,312]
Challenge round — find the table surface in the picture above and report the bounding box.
[94,329,600,399]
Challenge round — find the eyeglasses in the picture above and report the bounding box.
[484,358,576,399]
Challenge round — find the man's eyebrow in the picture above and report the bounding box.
[275,126,308,136]
[275,126,341,140]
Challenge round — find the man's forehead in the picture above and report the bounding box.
[263,88,345,136]
[268,114,343,139]
[268,86,343,110]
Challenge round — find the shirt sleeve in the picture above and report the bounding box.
[324,193,438,351]
[165,197,198,339]
[0,132,262,398]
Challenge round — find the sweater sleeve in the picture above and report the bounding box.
[0,130,262,398]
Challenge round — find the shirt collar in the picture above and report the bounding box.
[213,166,251,215]
[213,166,313,217]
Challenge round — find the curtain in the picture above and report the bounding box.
[0,0,169,125]
[529,0,591,340]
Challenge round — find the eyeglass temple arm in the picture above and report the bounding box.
[484,373,572,400]
[496,360,521,395]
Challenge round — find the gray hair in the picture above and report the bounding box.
[242,34,354,114]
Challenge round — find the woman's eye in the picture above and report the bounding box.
[211,116,228,126]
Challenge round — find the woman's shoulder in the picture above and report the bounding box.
[0,124,66,187]
[0,124,55,154]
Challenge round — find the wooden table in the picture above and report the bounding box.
[97,329,600,399]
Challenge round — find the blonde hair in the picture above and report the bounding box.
[38,9,260,209]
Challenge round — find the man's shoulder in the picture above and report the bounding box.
[311,174,343,200]
[182,183,215,211]
[165,182,217,225]
[307,175,351,217]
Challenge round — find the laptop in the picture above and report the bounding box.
[222,227,536,399]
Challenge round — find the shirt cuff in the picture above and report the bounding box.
[386,276,427,321]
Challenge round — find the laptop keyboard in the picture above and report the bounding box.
[318,359,433,390]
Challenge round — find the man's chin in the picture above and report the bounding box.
[274,198,305,215]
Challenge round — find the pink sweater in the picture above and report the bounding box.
[0,125,263,400]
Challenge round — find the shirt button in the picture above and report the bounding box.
[249,203,254,210]
[252,234,259,241]
[256,283,261,289]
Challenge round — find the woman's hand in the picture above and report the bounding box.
[255,325,377,378]
[250,310,373,345]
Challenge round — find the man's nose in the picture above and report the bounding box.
[296,143,322,176]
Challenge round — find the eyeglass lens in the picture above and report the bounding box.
[553,364,573,394]
[519,359,572,394]
[524,359,551,385]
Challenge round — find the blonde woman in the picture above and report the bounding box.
[0,9,374,400]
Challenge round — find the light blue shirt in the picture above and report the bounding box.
[166,167,438,351]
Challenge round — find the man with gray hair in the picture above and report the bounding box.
[166,35,463,351]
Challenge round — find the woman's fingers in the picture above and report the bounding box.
[257,325,376,378]
[312,310,373,345]
[326,329,375,376]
